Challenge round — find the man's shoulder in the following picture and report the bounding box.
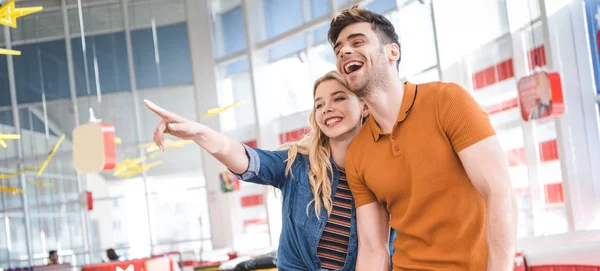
[414,81,470,108]
[416,81,465,96]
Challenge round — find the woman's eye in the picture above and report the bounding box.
[335,97,346,102]
[315,104,323,109]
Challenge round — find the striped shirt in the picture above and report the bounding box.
[317,169,353,270]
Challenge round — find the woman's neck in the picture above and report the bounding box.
[329,135,353,169]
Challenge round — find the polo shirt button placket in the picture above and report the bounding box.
[394,145,399,151]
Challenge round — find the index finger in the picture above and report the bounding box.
[144,99,183,122]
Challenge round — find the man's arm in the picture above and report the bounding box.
[356,202,390,271]
[458,135,518,271]
[345,144,390,271]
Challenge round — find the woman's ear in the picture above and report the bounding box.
[362,104,370,118]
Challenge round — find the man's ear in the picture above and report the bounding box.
[362,103,370,118]
[388,43,400,63]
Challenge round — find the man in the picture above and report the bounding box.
[48,250,59,265]
[328,6,518,271]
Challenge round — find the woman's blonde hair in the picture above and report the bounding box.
[280,71,352,218]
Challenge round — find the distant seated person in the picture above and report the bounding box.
[48,250,59,265]
[106,249,120,262]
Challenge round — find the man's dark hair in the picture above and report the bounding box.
[328,5,401,70]
[49,250,57,257]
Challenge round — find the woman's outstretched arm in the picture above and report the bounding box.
[145,99,249,174]
[145,100,289,189]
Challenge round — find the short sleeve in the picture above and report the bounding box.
[436,83,496,153]
[229,144,289,189]
[345,144,378,208]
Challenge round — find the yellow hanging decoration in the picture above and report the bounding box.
[29,180,53,187]
[117,160,163,178]
[113,152,161,177]
[137,139,193,153]
[0,0,43,56]
[0,0,43,28]
[201,100,247,119]
[37,134,65,177]
[0,133,21,148]
[0,185,23,194]
[0,165,38,180]
[0,48,20,55]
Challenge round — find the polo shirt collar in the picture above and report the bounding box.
[370,81,417,142]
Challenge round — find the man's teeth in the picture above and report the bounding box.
[326,118,342,126]
[344,61,363,74]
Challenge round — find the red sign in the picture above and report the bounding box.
[86,191,93,211]
[517,71,564,122]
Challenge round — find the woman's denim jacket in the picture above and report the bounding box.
[232,145,358,271]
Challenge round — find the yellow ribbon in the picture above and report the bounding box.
[0,0,43,28]
[0,185,23,194]
[0,48,20,55]
[0,134,20,148]
[117,160,163,178]
[138,139,193,153]
[113,152,161,176]
[37,134,65,177]
[201,100,247,119]
[0,166,38,180]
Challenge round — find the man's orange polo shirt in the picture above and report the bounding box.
[346,81,496,270]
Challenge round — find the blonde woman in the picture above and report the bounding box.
[145,71,368,271]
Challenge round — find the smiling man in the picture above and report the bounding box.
[328,6,518,271]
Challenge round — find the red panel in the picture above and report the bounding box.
[507,59,515,79]
[483,66,497,87]
[529,45,547,69]
[86,191,93,211]
[506,147,526,167]
[100,123,117,170]
[472,58,515,91]
[544,182,564,204]
[82,258,153,271]
[539,139,559,162]
[496,59,515,82]
[530,265,600,271]
[243,140,257,148]
[473,71,484,90]
[279,127,311,144]
[243,218,269,227]
[486,98,519,115]
[241,194,264,207]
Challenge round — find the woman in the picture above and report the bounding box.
[144,71,368,271]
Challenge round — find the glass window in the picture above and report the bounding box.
[307,43,336,82]
[391,2,438,77]
[505,0,539,32]
[263,0,304,38]
[265,54,312,116]
[263,0,307,61]
[216,57,257,133]
[433,0,510,68]
[219,6,247,56]
[364,0,397,14]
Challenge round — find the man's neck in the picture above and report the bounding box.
[365,77,405,134]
